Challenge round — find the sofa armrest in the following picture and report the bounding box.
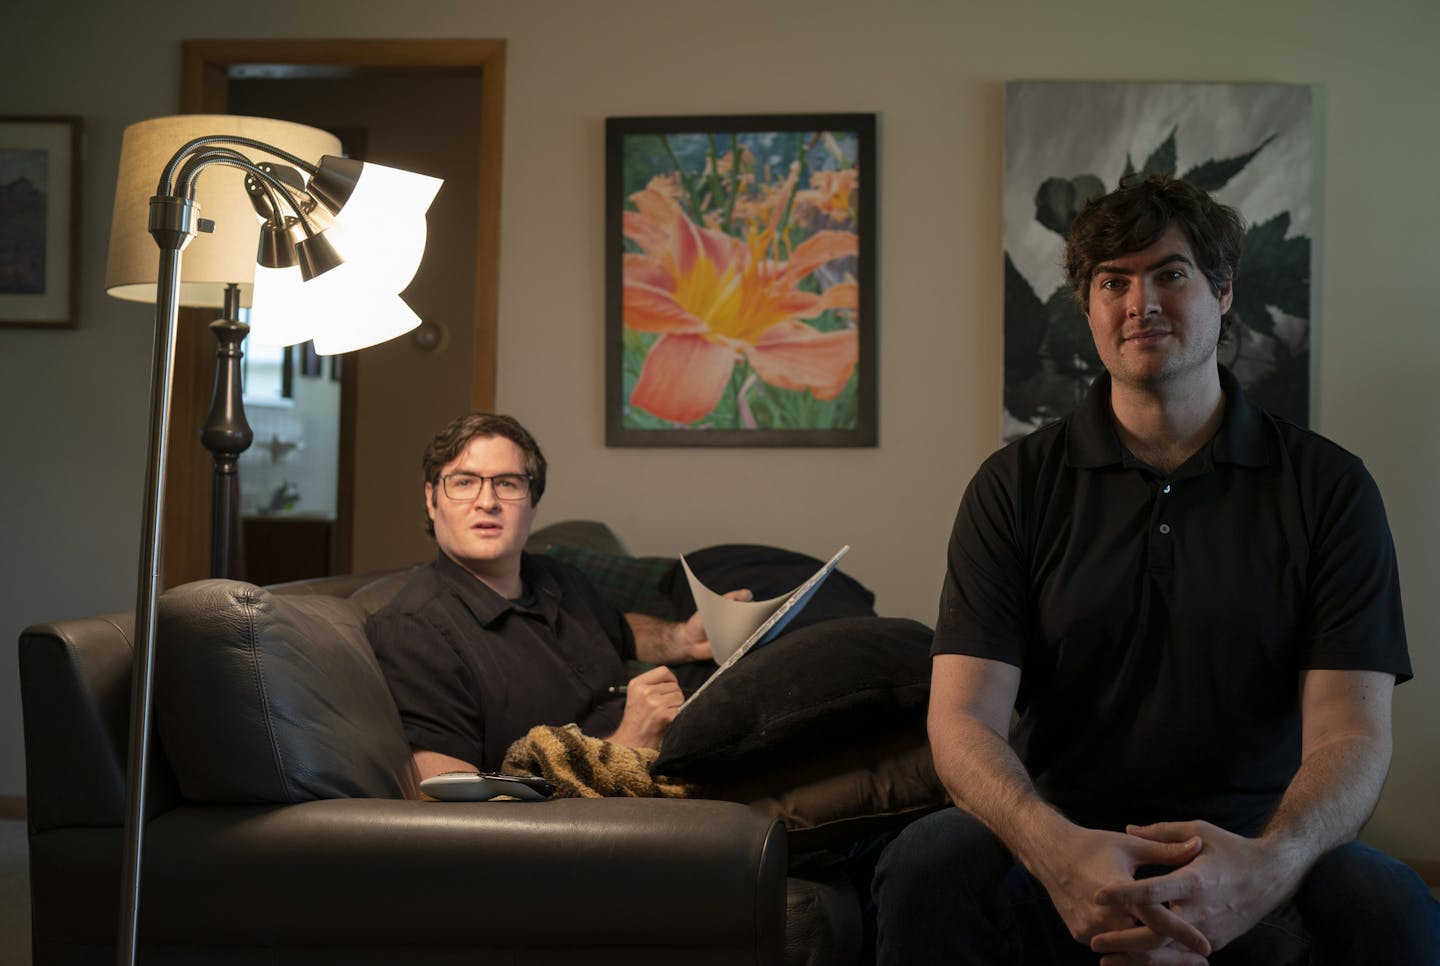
[32,797,787,963]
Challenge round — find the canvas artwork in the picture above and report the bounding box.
[0,117,80,327]
[606,114,876,447]
[0,147,48,293]
[1003,82,1314,441]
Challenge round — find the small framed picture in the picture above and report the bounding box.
[0,117,81,328]
[606,113,877,447]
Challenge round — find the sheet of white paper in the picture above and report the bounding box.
[680,556,791,665]
[679,545,850,708]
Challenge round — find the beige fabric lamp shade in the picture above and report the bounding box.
[105,115,343,307]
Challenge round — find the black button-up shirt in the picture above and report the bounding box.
[936,367,1410,834]
[367,551,636,770]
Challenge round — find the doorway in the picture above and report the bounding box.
[162,39,504,587]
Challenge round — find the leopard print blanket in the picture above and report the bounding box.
[501,723,697,799]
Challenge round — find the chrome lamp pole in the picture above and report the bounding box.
[105,118,441,966]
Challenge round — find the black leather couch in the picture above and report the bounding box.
[19,522,882,965]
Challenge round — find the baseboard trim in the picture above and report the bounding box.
[1403,857,1440,887]
[0,797,25,821]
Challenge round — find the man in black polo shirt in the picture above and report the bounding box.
[367,413,732,779]
[873,175,1439,963]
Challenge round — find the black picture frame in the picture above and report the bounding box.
[0,116,81,328]
[606,113,877,447]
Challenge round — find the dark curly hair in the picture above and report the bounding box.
[1064,174,1246,339]
[422,413,547,535]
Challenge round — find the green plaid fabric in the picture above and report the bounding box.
[542,544,679,619]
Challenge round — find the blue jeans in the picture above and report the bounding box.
[873,808,1440,965]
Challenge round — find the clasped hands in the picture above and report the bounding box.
[1041,820,1287,965]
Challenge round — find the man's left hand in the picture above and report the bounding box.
[627,590,753,665]
[1088,820,1300,963]
[671,588,753,662]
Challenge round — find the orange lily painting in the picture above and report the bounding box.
[606,115,875,446]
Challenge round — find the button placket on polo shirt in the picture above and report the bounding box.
[1149,478,1176,572]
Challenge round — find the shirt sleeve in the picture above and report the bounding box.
[932,451,1031,667]
[1302,458,1411,681]
[366,607,488,766]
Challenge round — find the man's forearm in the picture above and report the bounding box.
[1257,669,1395,893]
[930,705,1074,868]
[1258,731,1390,890]
[625,612,686,664]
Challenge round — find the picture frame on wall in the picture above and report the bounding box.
[1002,82,1313,442]
[0,116,81,328]
[605,113,876,447]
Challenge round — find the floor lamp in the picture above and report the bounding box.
[105,116,344,579]
[102,114,442,966]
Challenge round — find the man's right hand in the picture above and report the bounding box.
[928,655,1211,962]
[1025,823,1210,961]
[605,665,685,750]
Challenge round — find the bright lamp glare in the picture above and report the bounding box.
[304,264,421,355]
[340,162,442,225]
[327,215,429,294]
[248,264,315,347]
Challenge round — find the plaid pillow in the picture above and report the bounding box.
[543,544,679,619]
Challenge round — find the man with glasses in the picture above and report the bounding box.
[367,413,735,781]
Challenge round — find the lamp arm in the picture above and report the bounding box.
[158,134,317,195]
[173,152,320,237]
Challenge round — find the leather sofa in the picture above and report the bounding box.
[19,522,873,965]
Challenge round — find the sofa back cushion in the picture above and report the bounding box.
[156,579,417,803]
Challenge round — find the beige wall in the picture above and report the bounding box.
[2,0,1436,863]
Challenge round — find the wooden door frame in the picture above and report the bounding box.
[162,38,504,587]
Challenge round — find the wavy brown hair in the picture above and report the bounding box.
[1064,174,1246,339]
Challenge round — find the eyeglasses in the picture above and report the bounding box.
[439,472,532,502]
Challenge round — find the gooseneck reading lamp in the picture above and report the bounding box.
[103,114,442,966]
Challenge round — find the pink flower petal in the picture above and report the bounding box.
[630,333,738,424]
[747,321,859,400]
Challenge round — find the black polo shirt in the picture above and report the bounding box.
[367,551,636,770]
[935,367,1410,836]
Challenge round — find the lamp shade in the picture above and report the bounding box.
[248,264,314,346]
[104,115,342,308]
[307,275,422,356]
[309,156,443,295]
[326,214,430,295]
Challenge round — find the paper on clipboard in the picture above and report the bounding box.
[678,545,850,707]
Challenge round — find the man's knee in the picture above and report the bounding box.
[874,807,1011,904]
[873,808,1020,965]
[1296,842,1440,961]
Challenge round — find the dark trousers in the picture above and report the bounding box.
[873,807,1440,965]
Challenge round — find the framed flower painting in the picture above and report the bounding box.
[605,113,876,447]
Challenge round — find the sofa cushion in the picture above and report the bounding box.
[712,727,948,851]
[526,518,628,555]
[656,615,945,847]
[156,579,416,803]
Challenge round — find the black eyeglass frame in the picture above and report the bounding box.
[437,471,534,502]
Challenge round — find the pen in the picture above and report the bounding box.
[606,685,695,696]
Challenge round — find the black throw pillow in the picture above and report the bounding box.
[655,615,931,778]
